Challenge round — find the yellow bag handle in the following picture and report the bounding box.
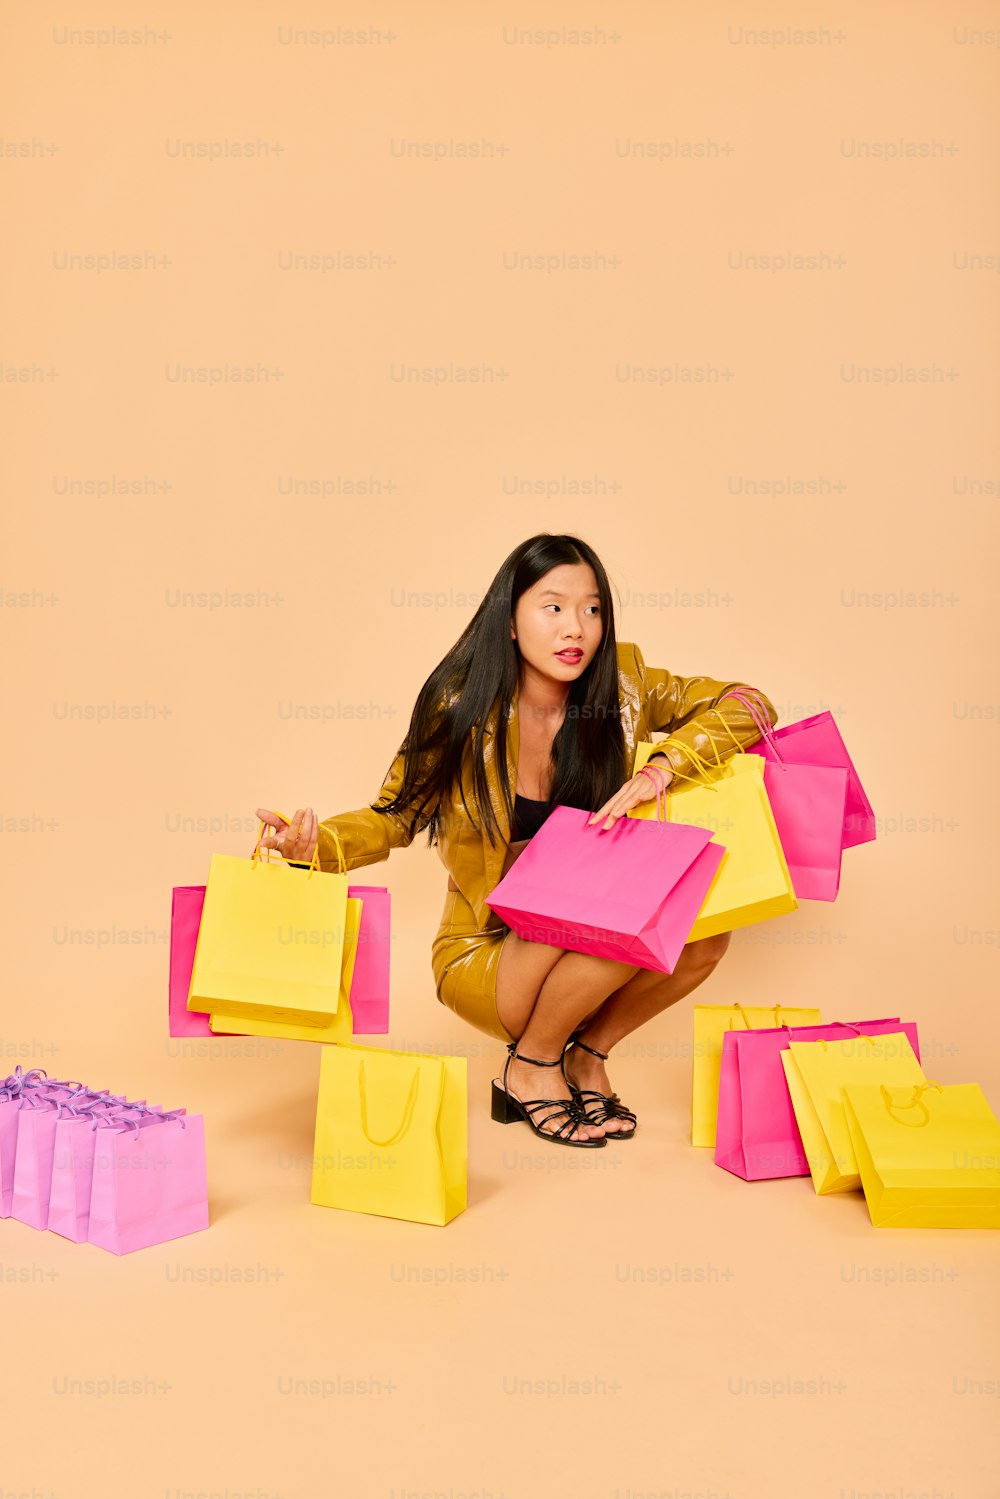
[818,1032,877,1051]
[726,1002,786,1031]
[251,810,346,878]
[656,739,724,792]
[357,1059,422,1146]
[698,689,793,776]
[879,1079,943,1128]
[654,695,760,785]
[324,825,348,875]
[698,712,747,769]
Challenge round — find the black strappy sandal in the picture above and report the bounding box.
[491,1043,607,1147]
[562,1034,638,1141]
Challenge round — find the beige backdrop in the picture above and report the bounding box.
[3,3,998,1497]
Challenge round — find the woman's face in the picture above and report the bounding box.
[510,561,604,685]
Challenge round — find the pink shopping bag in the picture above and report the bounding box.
[486,803,726,974]
[169,886,240,1038]
[88,1106,208,1255]
[721,688,876,849]
[171,883,388,1036]
[346,886,391,1034]
[715,692,849,901]
[715,1018,922,1180]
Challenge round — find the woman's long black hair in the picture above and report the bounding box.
[371,533,627,853]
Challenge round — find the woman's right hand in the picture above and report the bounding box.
[255,807,319,864]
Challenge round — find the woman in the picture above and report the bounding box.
[257,534,777,1150]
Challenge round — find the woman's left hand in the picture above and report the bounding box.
[587,761,674,831]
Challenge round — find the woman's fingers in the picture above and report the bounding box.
[284,808,305,858]
[255,807,319,858]
[255,807,288,851]
[285,807,321,861]
[256,807,289,832]
[252,806,320,860]
[588,773,667,830]
[296,808,318,860]
[588,791,634,829]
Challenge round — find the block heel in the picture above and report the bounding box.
[491,1080,522,1123]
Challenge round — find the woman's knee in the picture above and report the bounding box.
[686,930,732,969]
[495,933,567,1033]
[567,951,642,986]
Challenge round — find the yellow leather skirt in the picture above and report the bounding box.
[431,885,518,1045]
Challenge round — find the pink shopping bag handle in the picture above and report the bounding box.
[879,1079,943,1128]
[719,685,773,728]
[716,689,785,766]
[639,686,771,783]
[635,765,681,820]
[788,1022,879,1044]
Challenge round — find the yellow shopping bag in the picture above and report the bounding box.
[187,819,348,1027]
[629,742,797,942]
[780,1032,926,1195]
[843,1080,1000,1229]
[692,1002,822,1147]
[311,1042,467,1225]
[209,894,362,1044]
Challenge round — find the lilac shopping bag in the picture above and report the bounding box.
[10,1079,121,1229]
[721,688,876,849]
[0,1101,20,1218]
[88,1106,208,1255]
[713,693,849,901]
[715,1018,922,1180]
[169,886,240,1038]
[486,803,726,974]
[47,1111,100,1242]
[10,1092,65,1230]
[47,1089,133,1243]
[0,1068,49,1216]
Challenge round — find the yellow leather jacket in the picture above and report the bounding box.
[317,642,776,929]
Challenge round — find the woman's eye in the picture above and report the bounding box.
[545,604,600,614]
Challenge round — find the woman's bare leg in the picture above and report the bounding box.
[563,933,733,1121]
[495,932,641,1141]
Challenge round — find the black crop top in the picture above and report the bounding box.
[512,793,552,842]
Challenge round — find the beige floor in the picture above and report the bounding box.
[5,963,997,1499]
